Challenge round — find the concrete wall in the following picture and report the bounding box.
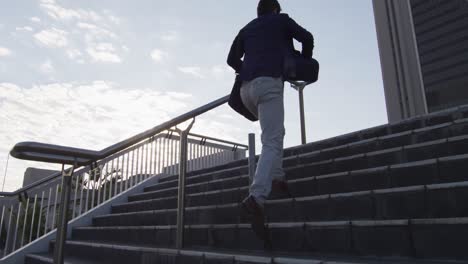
[409,0,468,112]
[373,0,428,123]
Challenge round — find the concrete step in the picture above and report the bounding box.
[129,175,250,202]
[129,147,468,205]
[283,104,468,157]
[287,135,468,181]
[204,218,468,260]
[289,153,468,197]
[112,155,438,213]
[113,187,247,214]
[114,163,468,216]
[146,165,249,192]
[285,121,458,168]
[156,119,468,186]
[25,254,102,264]
[98,181,468,227]
[74,217,468,261]
[165,131,468,195]
[36,239,465,264]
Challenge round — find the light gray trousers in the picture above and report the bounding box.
[240,76,285,205]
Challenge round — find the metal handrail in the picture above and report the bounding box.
[1,126,244,197]
[2,96,230,197]
[169,130,248,149]
[0,170,62,197]
[9,95,229,166]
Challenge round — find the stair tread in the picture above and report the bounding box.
[80,217,468,230]
[137,131,468,199]
[41,240,462,264]
[26,253,102,264]
[156,118,468,186]
[110,179,468,217]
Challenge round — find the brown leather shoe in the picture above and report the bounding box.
[241,196,272,250]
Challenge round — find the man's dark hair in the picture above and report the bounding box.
[257,0,282,17]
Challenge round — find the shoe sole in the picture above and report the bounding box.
[241,201,272,250]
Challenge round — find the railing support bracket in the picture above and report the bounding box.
[53,163,75,264]
[175,118,196,249]
[248,134,256,185]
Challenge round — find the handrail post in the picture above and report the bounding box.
[290,82,308,145]
[175,119,195,249]
[53,164,75,264]
[248,134,256,185]
[298,86,307,145]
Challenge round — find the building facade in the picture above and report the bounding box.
[373,0,468,122]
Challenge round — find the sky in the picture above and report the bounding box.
[0,0,387,191]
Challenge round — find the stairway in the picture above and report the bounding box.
[24,106,468,263]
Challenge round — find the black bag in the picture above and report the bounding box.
[283,51,320,83]
[228,75,258,122]
[228,50,319,122]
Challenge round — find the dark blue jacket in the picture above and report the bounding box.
[227,13,314,82]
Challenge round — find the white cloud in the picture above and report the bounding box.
[35,1,123,65]
[78,22,119,61]
[0,81,194,190]
[103,10,121,25]
[160,31,178,41]
[77,22,97,30]
[30,17,41,23]
[150,49,168,63]
[40,3,82,21]
[178,66,205,79]
[166,92,192,99]
[34,28,68,48]
[77,21,121,64]
[0,47,11,57]
[16,26,34,32]
[39,60,54,74]
[108,15,121,25]
[66,49,82,59]
[39,0,102,22]
[84,30,117,45]
[87,48,121,63]
[86,43,120,63]
[66,49,85,64]
[211,65,233,77]
[78,23,117,40]
[95,42,115,52]
[39,0,121,28]
[161,70,175,79]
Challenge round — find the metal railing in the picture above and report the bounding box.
[1,81,311,263]
[0,129,246,262]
